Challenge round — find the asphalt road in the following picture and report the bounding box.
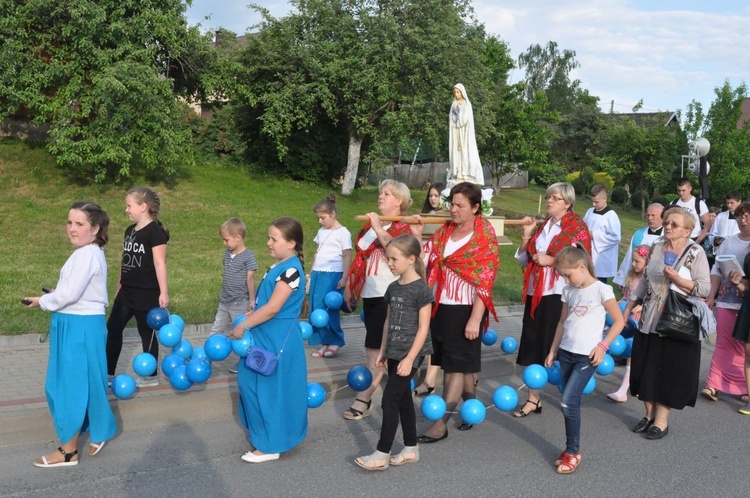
[2,373,747,498]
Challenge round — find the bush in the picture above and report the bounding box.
[529,162,566,187]
[611,186,628,204]
[651,195,670,207]
[593,172,615,191]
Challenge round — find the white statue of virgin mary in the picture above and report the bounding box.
[448,83,484,185]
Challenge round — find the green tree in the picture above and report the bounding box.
[701,81,750,199]
[517,41,598,114]
[233,0,490,194]
[0,0,212,182]
[596,115,686,215]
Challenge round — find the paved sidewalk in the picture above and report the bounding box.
[0,307,527,445]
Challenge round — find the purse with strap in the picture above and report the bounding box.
[245,321,297,376]
[654,246,700,343]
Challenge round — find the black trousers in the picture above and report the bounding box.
[377,359,418,453]
[106,287,160,376]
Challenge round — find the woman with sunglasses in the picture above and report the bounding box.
[622,208,710,439]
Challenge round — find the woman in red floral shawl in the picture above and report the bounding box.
[342,179,413,420]
[513,182,592,418]
[412,182,500,443]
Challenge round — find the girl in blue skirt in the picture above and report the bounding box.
[24,201,117,468]
[308,195,352,358]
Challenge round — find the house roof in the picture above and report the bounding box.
[739,98,750,129]
[612,111,679,127]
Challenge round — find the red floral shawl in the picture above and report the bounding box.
[522,211,592,318]
[426,216,500,326]
[348,220,411,300]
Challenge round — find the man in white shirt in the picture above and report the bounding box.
[614,203,664,287]
[672,178,712,243]
[583,184,621,284]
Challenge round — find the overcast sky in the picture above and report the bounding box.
[185,0,750,116]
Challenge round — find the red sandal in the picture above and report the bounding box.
[556,452,581,474]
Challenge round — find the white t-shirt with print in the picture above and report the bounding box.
[559,281,615,355]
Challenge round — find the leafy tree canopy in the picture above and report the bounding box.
[0,0,214,182]
[232,0,491,194]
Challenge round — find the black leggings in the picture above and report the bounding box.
[377,359,418,453]
[106,287,160,376]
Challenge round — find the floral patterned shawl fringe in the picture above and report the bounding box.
[348,220,410,300]
[426,216,500,327]
[522,211,592,318]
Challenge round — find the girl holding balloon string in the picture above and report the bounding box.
[608,244,650,402]
[355,235,434,471]
[544,244,624,474]
[308,195,352,358]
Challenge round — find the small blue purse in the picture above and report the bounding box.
[244,322,296,376]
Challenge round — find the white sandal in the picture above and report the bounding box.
[89,441,106,456]
[355,450,389,471]
[389,446,419,466]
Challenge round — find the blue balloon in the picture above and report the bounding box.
[157,323,182,348]
[161,353,185,377]
[192,346,208,361]
[493,385,519,412]
[410,378,415,393]
[112,374,136,399]
[169,314,185,332]
[186,358,212,383]
[169,364,192,391]
[522,364,548,390]
[341,300,358,314]
[231,331,254,357]
[596,354,615,376]
[622,336,634,359]
[310,309,329,328]
[298,322,313,341]
[171,339,193,360]
[460,399,487,425]
[324,291,344,310]
[501,337,518,354]
[133,352,157,377]
[307,382,326,408]
[359,310,365,323]
[233,314,248,329]
[204,334,232,361]
[605,301,627,327]
[609,335,626,356]
[583,375,596,395]
[621,319,638,339]
[482,329,498,346]
[421,394,447,421]
[347,366,373,392]
[146,307,170,330]
[546,361,562,386]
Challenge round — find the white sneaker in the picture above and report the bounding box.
[136,376,160,388]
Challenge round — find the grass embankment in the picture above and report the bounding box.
[0,138,646,335]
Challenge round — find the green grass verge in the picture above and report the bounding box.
[0,138,646,335]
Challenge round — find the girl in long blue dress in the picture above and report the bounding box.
[231,217,308,463]
[23,201,117,468]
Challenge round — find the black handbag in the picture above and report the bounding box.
[654,246,699,343]
[655,289,699,343]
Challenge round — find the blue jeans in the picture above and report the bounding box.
[557,348,595,455]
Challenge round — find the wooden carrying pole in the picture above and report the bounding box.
[354,215,541,225]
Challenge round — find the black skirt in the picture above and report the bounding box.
[363,297,388,349]
[430,304,482,374]
[516,295,563,367]
[630,331,701,409]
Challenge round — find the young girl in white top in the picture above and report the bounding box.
[608,244,649,402]
[545,244,624,474]
[308,195,353,358]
